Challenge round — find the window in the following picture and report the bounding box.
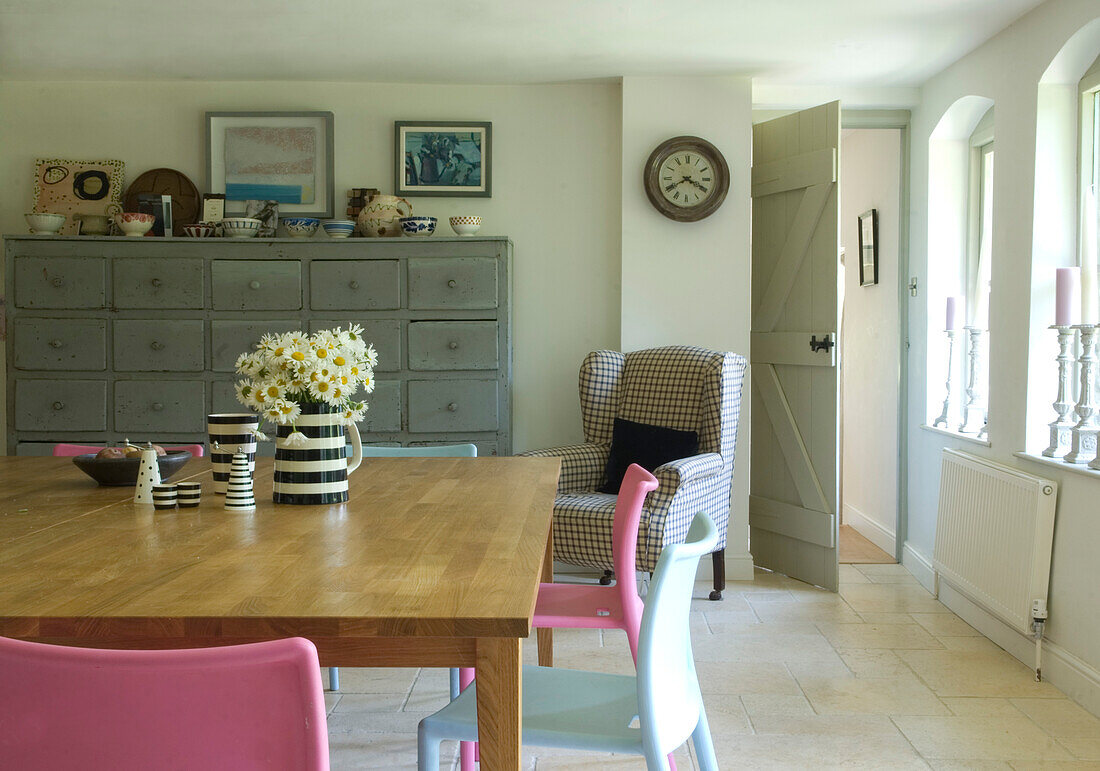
[1081,55,1100,295]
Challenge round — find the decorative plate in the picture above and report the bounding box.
[123,168,201,237]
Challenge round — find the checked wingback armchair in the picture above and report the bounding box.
[520,346,747,599]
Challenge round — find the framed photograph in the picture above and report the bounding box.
[206,111,334,218]
[395,121,491,197]
[201,193,226,223]
[858,208,879,287]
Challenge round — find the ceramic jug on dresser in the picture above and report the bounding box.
[356,194,412,237]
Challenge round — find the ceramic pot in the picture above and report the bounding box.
[24,212,66,235]
[207,413,259,494]
[356,194,412,237]
[75,214,112,235]
[115,212,155,237]
[273,403,363,504]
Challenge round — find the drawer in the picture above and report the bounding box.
[113,258,204,309]
[408,380,498,433]
[310,260,400,310]
[15,379,107,431]
[16,442,57,457]
[359,379,402,433]
[114,320,204,372]
[407,258,497,310]
[115,380,206,433]
[310,319,401,372]
[408,321,498,371]
[14,257,106,309]
[211,320,300,372]
[13,319,106,371]
[211,260,302,310]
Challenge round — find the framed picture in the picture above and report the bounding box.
[206,111,334,218]
[858,208,879,287]
[395,121,491,197]
[33,157,125,235]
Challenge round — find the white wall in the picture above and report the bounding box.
[906,0,1100,713]
[620,75,754,579]
[840,128,901,555]
[0,80,624,453]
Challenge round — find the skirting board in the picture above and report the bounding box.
[842,503,896,556]
[553,551,755,583]
[902,542,1100,718]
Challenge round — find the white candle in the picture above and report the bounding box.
[1084,187,1099,324]
[946,296,964,331]
[1056,267,1081,326]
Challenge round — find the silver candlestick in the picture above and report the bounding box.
[1042,325,1077,457]
[959,326,986,434]
[1065,324,1099,464]
[932,329,958,428]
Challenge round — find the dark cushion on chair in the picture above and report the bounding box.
[599,418,699,493]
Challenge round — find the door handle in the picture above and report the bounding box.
[809,334,835,353]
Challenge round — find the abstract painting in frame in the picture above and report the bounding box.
[33,158,125,236]
[858,208,879,287]
[395,121,491,198]
[206,111,334,218]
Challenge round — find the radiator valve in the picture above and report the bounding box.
[1032,599,1048,621]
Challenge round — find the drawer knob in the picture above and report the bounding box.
[152,402,164,411]
[151,278,163,288]
[52,401,65,411]
[249,280,261,290]
[51,277,65,288]
[150,341,165,351]
[447,402,458,412]
[349,280,360,290]
[49,339,63,349]
[447,279,457,288]
[448,341,458,350]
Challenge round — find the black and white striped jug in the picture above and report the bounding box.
[272,402,363,504]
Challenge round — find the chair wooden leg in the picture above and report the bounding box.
[599,569,614,586]
[709,549,725,601]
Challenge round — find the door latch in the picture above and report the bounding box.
[809,334,835,353]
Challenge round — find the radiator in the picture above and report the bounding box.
[933,450,1058,636]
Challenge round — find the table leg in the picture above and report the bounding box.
[537,521,554,667]
[475,636,522,770]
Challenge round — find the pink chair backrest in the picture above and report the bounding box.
[0,636,329,770]
[52,443,205,458]
[614,463,659,661]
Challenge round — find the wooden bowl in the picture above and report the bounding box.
[71,450,192,486]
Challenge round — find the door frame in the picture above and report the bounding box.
[840,109,911,563]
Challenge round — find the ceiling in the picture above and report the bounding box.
[0,0,1044,86]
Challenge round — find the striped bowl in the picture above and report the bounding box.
[322,220,356,238]
[221,217,262,238]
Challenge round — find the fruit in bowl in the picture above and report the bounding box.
[74,445,190,486]
[115,212,156,237]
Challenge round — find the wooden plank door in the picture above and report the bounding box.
[749,102,841,591]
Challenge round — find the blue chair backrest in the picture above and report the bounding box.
[359,444,478,458]
[635,512,718,758]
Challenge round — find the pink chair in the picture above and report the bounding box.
[52,443,205,457]
[0,636,329,771]
[456,463,668,770]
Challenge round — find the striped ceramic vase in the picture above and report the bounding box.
[272,403,362,504]
[224,451,256,511]
[207,413,259,494]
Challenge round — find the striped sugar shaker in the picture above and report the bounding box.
[207,413,259,494]
[224,449,256,512]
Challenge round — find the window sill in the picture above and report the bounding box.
[1015,451,1100,481]
[920,424,992,447]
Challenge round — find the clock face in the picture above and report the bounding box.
[658,151,717,207]
[643,136,729,222]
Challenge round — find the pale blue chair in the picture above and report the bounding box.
[328,443,478,694]
[417,512,720,771]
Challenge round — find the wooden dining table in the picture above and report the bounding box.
[0,454,561,770]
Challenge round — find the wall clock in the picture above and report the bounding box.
[643,136,729,222]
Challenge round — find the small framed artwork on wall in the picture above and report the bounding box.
[206,111,335,218]
[858,208,879,287]
[395,121,491,197]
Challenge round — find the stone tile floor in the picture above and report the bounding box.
[324,564,1100,769]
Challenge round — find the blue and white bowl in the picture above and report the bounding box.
[221,217,262,238]
[399,216,437,237]
[322,219,356,238]
[282,217,320,238]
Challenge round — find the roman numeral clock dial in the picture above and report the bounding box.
[644,136,730,222]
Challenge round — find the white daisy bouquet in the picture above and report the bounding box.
[234,325,377,446]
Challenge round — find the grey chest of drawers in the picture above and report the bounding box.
[4,235,513,457]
